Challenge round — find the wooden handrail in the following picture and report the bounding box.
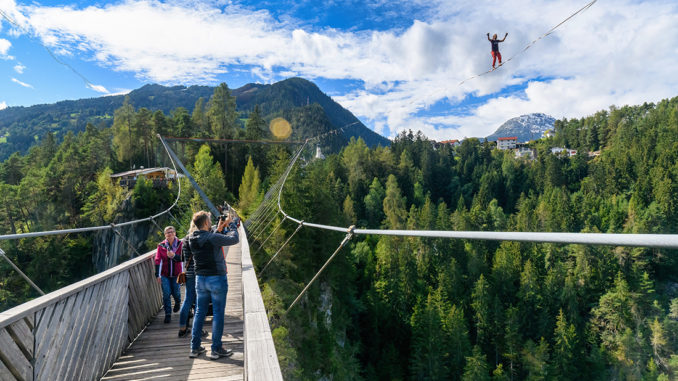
[240,224,283,380]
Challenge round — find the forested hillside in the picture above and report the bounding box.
[252,97,678,380]
[0,78,388,161]
[2,82,677,380]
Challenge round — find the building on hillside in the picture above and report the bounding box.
[110,167,183,189]
[497,137,518,150]
[551,147,578,157]
[439,139,461,147]
[543,129,555,138]
[514,144,536,160]
[588,150,601,158]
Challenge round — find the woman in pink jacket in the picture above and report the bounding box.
[155,226,184,323]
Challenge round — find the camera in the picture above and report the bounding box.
[217,201,235,221]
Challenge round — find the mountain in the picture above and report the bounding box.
[485,113,555,143]
[0,78,389,160]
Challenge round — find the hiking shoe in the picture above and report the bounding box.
[189,346,206,358]
[164,315,171,324]
[178,329,188,338]
[209,347,233,360]
[173,302,181,313]
[201,330,208,338]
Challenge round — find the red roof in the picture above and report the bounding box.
[497,137,517,141]
[440,139,459,144]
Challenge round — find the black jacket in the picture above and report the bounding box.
[185,223,239,276]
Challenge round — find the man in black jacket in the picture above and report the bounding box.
[186,210,239,360]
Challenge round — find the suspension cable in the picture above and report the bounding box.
[254,216,288,256]
[286,226,354,312]
[0,247,45,296]
[259,221,305,277]
[112,225,142,258]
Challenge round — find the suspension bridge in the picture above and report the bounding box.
[0,125,677,380]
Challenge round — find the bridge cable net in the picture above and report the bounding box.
[0,135,185,294]
[245,129,678,312]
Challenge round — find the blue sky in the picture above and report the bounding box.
[0,0,677,140]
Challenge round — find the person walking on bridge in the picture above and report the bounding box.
[155,226,183,324]
[186,210,239,360]
[487,32,508,69]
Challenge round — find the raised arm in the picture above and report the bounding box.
[500,32,508,42]
[487,33,491,41]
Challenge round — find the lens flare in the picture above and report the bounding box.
[270,117,292,139]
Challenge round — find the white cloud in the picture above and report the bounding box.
[0,101,6,110]
[8,0,678,139]
[13,63,25,73]
[12,77,33,88]
[87,83,109,93]
[0,38,10,56]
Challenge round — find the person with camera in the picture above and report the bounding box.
[186,210,239,360]
[155,226,183,324]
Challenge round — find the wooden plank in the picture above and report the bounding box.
[128,264,155,340]
[0,354,17,381]
[0,328,32,381]
[35,291,79,380]
[61,285,95,380]
[126,266,143,339]
[60,285,98,381]
[92,272,129,381]
[68,276,112,381]
[73,281,110,381]
[5,318,33,358]
[52,285,91,379]
[34,301,60,358]
[103,278,131,377]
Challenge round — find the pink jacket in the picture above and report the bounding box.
[154,239,184,278]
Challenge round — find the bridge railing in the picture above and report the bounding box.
[240,224,283,381]
[0,251,161,381]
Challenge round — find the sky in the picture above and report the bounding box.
[0,0,676,141]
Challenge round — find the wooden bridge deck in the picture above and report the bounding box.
[102,242,244,381]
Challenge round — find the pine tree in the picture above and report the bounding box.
[207,83,238,139]
[238,157,262,216]
[462,345,490,381]
[364,177,385,228]
[552,309,578,380]
[383,174,407,230]
[191,144,227,205]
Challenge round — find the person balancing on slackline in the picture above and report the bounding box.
[487,32,508,69]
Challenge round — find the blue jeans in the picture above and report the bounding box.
[191,275,228,352]
[179,276,196,328]
[161,276,181,316]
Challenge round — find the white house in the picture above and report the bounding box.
[497,137,518,150]
[551,147,578,157]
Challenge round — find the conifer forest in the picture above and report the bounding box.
[1,87,678,380]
